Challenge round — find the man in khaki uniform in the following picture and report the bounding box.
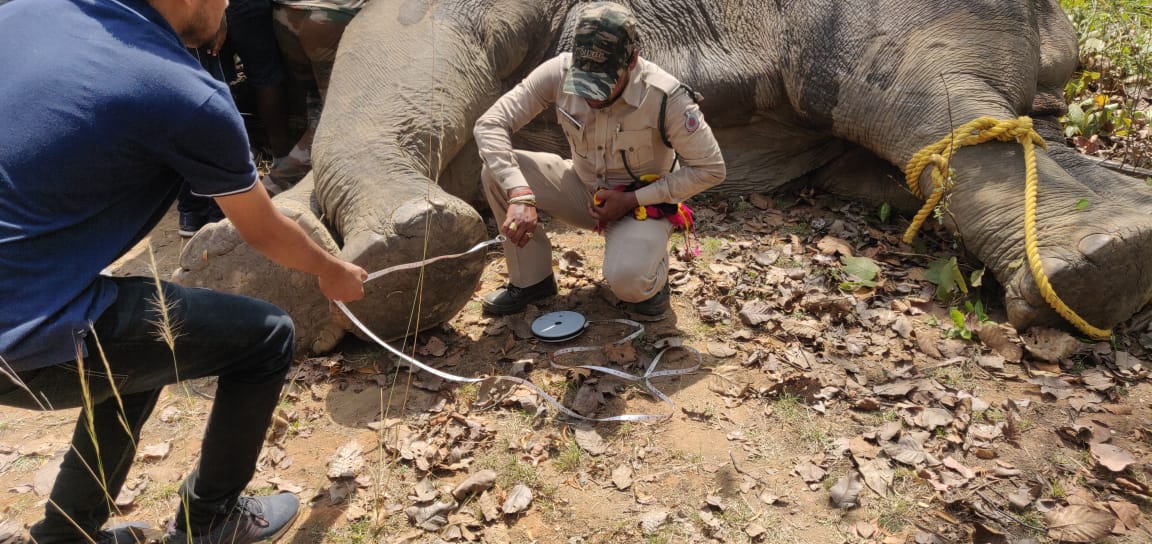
[474,1,725,316]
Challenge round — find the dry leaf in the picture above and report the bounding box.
[707,342,737,358]
[828,472,863,509]
[478,490,501,522]
[779,317,822,339]
[858,458,893,497]
[697,300,731,323]
[603,342,637,365]
[410,478,437,502]
[574,426,606,456]
[976,323,1023,362]
[873,381,916,398]
[405,500,457,531]
[138,442,171,462]
[971,522,1009,544]
[883,436,930,467]
[1045,505,1116,543]
[327,441,365,480]
[738,301,775,326]
[639,510,670,534]
[1023,327,1083,362]
[611,463,634,490]
[419,336,447,357]
[942,456,976,481]
[33,452,65,497]
[817,236,853,256]
[1108,501,1141,533]
[794,460,826,483]
[501,484,533,514]
[1089,443,1135,472]
[452,470,497,500]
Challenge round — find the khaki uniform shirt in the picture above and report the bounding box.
[475,53,725,207]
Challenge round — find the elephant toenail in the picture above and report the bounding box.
[1078,233,1113,256]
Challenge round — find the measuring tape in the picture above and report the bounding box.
[332,237,700,422]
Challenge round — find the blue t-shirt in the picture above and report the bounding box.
[0,0,258,370]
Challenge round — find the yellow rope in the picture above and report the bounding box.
[902,116,1110,339]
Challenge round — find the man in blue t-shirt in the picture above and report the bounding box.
[0,0,368,542]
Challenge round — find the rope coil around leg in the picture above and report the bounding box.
[901,116,1110,339]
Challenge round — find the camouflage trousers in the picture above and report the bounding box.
[267,6,357,191]
[271,5,355,101]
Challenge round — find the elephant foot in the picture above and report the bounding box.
[312,319,351,354]
[939,141,1152,336]
[1003,214,1152,335]
[333,194,489,343]
[173,176,347,354]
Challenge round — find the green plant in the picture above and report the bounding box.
[553,438,584,473]
[945,298,990,340]
[839,255,880,291]
[877,202,892,223]
[925,257,968,302]
[1059,0,1152,167]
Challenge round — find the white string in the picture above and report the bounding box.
[332,238,700,422]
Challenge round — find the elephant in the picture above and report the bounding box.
[175,0,1152,353]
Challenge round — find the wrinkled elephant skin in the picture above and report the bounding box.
[176,0,1152,351]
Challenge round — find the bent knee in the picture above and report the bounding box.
[604,270,658,303]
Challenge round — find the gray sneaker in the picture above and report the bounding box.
[164,494,299,544]
[95,522,150,544]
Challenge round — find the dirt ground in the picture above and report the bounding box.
[0,191,1149,544]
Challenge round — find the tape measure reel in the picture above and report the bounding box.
[531,311,588,342]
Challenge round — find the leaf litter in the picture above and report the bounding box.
[7,191,1151,543]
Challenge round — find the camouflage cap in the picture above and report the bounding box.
[562,2,638,101]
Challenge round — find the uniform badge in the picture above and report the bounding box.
[684,110,701,133]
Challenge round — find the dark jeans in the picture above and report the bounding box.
[0,277,294,543]
[222,0,285,87]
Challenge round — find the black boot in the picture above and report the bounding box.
[621,283,671,316]
[482,276,558,315]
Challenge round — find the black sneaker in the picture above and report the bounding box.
[621,283,671,317]
[163,494,299,544]
[482,275,558,315]
[178,211,207,238]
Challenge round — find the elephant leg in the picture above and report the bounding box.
[1034,116,1152,208]
[942,143,1152,333]
[800,144,923,214]
[329,178,489,344]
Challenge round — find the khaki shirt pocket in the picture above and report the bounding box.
[612,129,654,172]
[558,108,589,159]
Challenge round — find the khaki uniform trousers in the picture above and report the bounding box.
[483,150,672,303]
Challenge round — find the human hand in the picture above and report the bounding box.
[318,259,368,302]
[504,203,538,248]
[588,189,639,224]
